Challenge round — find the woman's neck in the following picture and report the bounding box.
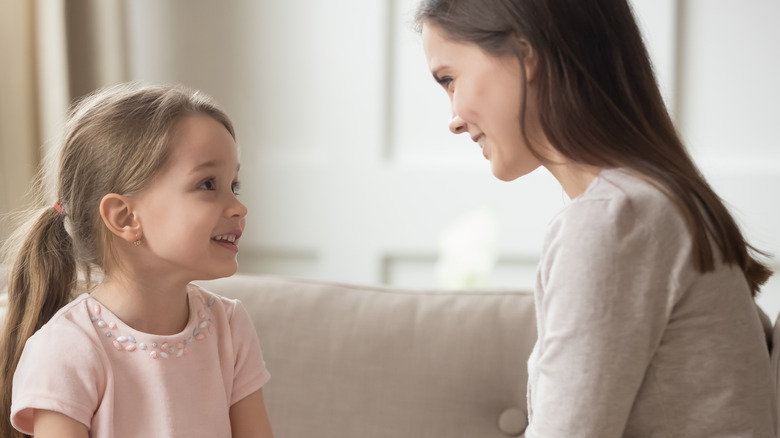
[545,159,603,199]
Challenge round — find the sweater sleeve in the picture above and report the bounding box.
[11,321,106,434]
[525,195,685,438]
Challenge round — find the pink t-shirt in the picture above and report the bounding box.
[11,283,270,437]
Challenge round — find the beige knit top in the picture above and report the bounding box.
[525,168,776,438]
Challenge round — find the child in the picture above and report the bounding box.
[416,0,776,436]
[0,82,274,437]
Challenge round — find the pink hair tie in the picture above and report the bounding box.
[53,201,65,216]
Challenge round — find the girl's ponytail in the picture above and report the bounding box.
[0,206,77,438]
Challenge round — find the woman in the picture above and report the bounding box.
[415,0,776,436]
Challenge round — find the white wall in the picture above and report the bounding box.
[674,0,780,317]
[125,0,780,316]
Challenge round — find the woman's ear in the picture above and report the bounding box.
[99,194,140,244]
[516,38,538,83]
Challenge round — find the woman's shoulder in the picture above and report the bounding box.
[560,168,687,233]
[544,168,692,262]
[540,168,699,289]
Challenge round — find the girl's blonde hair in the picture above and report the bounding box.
[0,82,234,437]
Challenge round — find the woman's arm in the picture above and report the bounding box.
[33,409,89,438]
[526,195,678,437]
[230,388,274,438]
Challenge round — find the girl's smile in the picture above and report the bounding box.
[211,230,242,253]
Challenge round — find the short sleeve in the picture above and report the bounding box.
[11,322,106,434]
[228,300,270,405]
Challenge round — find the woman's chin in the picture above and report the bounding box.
[490,164,520,182]
[490,161,536,182]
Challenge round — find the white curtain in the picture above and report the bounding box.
[0,0,40,240]
[0,0,127,242]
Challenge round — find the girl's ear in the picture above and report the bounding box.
[99,194,140,244]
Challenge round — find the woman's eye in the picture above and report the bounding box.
[436,76,453,89]
[231,181,241,195]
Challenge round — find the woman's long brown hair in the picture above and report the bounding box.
[415,0,771,294]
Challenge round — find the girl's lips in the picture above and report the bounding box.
[211,230,242,253]
[212,238,239,253]
[213,240,239,253]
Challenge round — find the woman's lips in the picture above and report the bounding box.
[477,136,488,159]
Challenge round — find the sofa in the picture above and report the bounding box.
[1,271,537,437]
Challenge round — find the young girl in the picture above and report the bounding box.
[0,82,274,437]
[416,0,776,436]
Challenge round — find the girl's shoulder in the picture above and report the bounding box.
[186,282,259,343]
[35,293,101,340]
[187,282,244,319]
[20,293,107,368]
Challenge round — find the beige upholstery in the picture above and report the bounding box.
[1,270,537,437]
[197,275,536,437]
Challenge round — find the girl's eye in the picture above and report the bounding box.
[199,178,216,191]
[197,178,240,194]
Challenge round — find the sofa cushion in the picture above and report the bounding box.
[196,274,536,438]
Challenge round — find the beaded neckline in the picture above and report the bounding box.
[87,287,217,360]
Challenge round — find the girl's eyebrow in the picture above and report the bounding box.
[189,160,219,174]
[189,161,241,173]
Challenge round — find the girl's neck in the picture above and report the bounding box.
[90,273,191,335]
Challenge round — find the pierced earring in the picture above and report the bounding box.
[134,233,142,247]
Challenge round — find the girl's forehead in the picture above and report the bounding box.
[162,115,239,171]
[170,115,235,150]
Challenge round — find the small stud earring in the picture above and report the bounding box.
[134,233,142,247]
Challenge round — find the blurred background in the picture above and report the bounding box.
[1,0,779,315]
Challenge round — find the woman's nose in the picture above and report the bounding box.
[449,114,467,134]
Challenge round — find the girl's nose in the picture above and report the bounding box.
[449,114,467,134]
[228,198,248,218]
